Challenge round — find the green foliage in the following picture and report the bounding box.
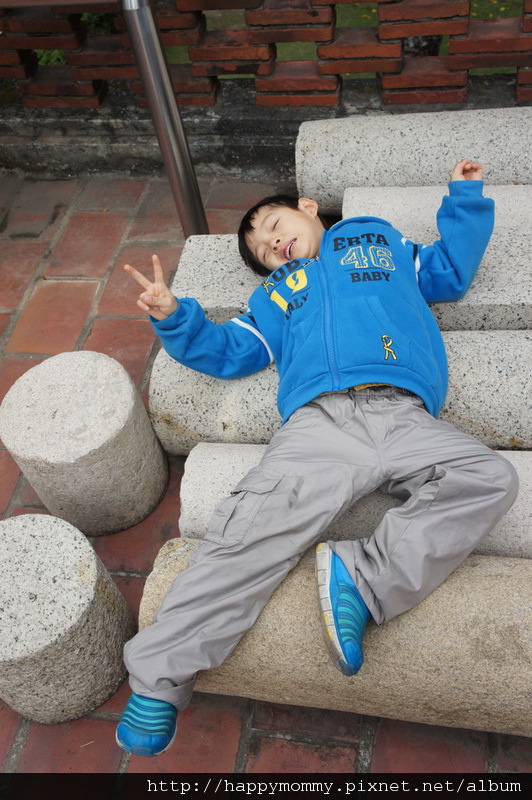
[81,12,117,36]
[166,46,191,65]
[35,49,66,66]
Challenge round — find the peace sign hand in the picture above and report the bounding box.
[124,255,178,321]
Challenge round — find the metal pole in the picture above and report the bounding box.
[122,0,209,238]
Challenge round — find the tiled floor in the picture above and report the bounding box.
[1,173,531,774]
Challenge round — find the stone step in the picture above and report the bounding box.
[295,107,532,213]
[139,539,532,737]
[179,444,531,561]
[149,330,531,454]
[171,179,532,332]
[171,233,255,324]
[342,185,532,331]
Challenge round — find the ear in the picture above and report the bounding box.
[297,197,319,218]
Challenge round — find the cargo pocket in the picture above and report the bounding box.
[205,468,284,547]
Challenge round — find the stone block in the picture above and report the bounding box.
[317,27,402,60]
[255,60,338,93]
[189,29,273,62]
[449,53,532,70]
[342,185,532,330]
[153,2,202,30]
[381,57,468,89]
[0,8,73,34]
[448,18,532,54]
[65,35,136,67]
[443,331,530,449]
[0,351,168,535]
[517,67,532,85]
[377,0,469,22]
[176,0,260,8]
[296,108,532,212]
[378,19,468,38]
[170,234,255,324]
[245,0,334,26]
[382,87,469,106]
[179,443,532,560]
[192,57,274,76]
[248,26,335,45]
[149,351,279,455]
[22,65,102,96]
[517,85,532,102]
[139,539,532,737]
[0,32,83,51]
[0,515,135,723]
[318,58,403,75]
[149,331,530,454]
[158,24,205,47]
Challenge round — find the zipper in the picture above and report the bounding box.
[319,248,341,390]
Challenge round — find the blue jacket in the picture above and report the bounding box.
[154,181,494,422]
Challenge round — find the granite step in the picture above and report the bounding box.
[179,443,531,561]
[149,330,531,454]
[139,539,532,738]
[295,107,532,213]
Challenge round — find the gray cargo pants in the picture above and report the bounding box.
[124,388,518,709]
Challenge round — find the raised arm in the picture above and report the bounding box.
[412,159,494,302]
[124,254,272,379]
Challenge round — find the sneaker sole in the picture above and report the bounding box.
[316,542,357,677]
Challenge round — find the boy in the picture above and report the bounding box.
[116,160,518,757]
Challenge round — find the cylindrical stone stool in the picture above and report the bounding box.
[0,351,168,535]
[0,515,136,723]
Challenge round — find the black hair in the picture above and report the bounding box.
[237,194,301,278]
[238,194,341,277]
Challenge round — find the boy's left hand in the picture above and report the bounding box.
[451,158,484,181]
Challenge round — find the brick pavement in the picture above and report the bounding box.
[0,173,531,774]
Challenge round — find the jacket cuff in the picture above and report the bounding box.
[448,180,485,197]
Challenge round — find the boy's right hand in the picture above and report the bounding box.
[124,255,178,321]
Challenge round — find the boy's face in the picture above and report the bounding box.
[245,198,325,272]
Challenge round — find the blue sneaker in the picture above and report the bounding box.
[316,542,371,676]
[116,693,177,757]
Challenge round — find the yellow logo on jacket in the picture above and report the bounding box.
[382,335,397,360]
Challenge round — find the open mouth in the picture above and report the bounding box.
[283,239,296,260]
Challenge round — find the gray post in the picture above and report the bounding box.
[122,0,209,238]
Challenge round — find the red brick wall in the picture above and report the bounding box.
[0,1,531,109]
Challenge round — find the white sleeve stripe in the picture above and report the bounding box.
[231,318,274,364]
[415,244,428,276]
[403,237,423,281]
